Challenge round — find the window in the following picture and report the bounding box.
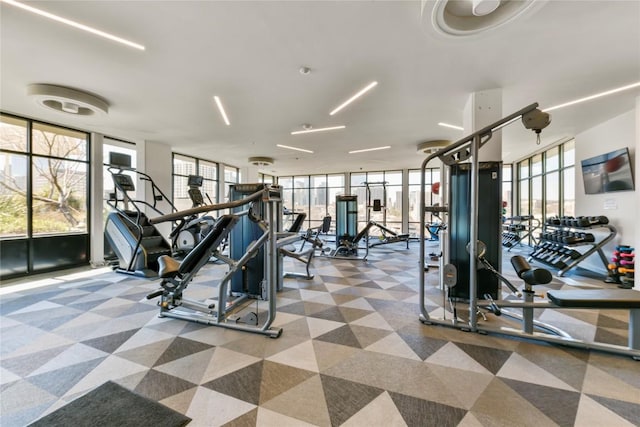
[172,154,219,210]
[0,115,28,237]
[502,164,513,219]
[516,139,575,230]
[1,113,90,278]
[30,123,89,235]
[103,139,137,222]
[562,140,575,216]
[349,170,403,235]
[277,174,345,230]
[223,164,239,202]
[259,173,274,184]
[408,168,440,236]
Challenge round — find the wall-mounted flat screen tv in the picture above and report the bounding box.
[581,147,634,194]
[109,152,132,169]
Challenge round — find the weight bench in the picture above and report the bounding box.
[281,226,323,280]
[547,289,640,352]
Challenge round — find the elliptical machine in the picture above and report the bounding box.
[170,175,217,256]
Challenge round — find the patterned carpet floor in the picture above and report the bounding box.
[1,243,639,426]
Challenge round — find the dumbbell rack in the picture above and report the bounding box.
[501,215,540,252]
[529,217,616,277]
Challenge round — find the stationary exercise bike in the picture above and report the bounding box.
[170,175,217,256]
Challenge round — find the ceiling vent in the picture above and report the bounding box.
[417,140,451,154]
[27,84,109,117]
[249,156,274,167]
[427,0,542,37]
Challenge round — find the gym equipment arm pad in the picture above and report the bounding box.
[511,255,552,285]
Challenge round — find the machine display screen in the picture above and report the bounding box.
[113,174,135,192]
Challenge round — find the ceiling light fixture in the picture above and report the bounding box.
[291,125,346,135]
[417,140,451,154]
[248,156,274,167]
[544,81,640,112]
[438,122,464,131]
[330,81,378,115]
[1,0,145,50]
[213,96,230,126]
[277,144,314,154]
[348,146,391,154]
[28,84,109,116]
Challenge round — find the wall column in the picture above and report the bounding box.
[90,133,104,266]
[141,140,173,237]
[463,88,503,161]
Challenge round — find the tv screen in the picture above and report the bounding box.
[581,148,634,194]
[109,152,132,169]
[187,175,203,187]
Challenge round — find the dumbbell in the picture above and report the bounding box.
[531,241,554,258]
[530,243,549,258]
[588,216,609,225]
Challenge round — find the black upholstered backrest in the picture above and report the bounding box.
[321,215,332,233]
[178,214,238,274]
[288,212,307,233]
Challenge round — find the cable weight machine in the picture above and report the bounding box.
[418,104,640,359]
[419,102,551,330]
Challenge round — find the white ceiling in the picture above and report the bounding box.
[1,1,639,176]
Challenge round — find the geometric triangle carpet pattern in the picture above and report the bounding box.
[1,244,639,426]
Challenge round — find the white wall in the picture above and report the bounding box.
[140,141,173,237]
[574,109,637,280]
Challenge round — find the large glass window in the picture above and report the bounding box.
[223,165,239,202]
[516,139,575,228]
[30,123,89,234]
[277,174,345,231]
[1,113,90,278]
[502,164,513,219]
[0,116,28,237]
[408,168,440,236]
[562,140,575,216]
[103,139,137,221]
[349,170,403,235]
[172,154,219,210]
[518,159,530,216]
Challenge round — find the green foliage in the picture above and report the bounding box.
[0,194,27,234]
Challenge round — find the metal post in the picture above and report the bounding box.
[264,187,278,331]
[468,135,480,331]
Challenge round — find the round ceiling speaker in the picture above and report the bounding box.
[27,84,109,117]
[248,156,274,167]
[428,0,542,37]
[417,140,451,154]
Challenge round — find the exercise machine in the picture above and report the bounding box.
[363,182,411,249]
[279,209,325,280]
[332,195,369,260]
[104,156,173,278]
[418,103,640,359]
[146,184,291,338]
[170,175,216,256]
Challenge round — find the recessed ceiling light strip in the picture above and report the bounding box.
[348,146,390,154]
[1,0,145,50]
[330,81,378,116]
[544,81,640,112]
[438,122,464,131]
[213,96,230,126]
[291,125,346,135]
[277,144,314,154]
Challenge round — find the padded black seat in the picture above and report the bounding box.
[287,212,307,233]
[547,289,640,309]
[157,215,238,279]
